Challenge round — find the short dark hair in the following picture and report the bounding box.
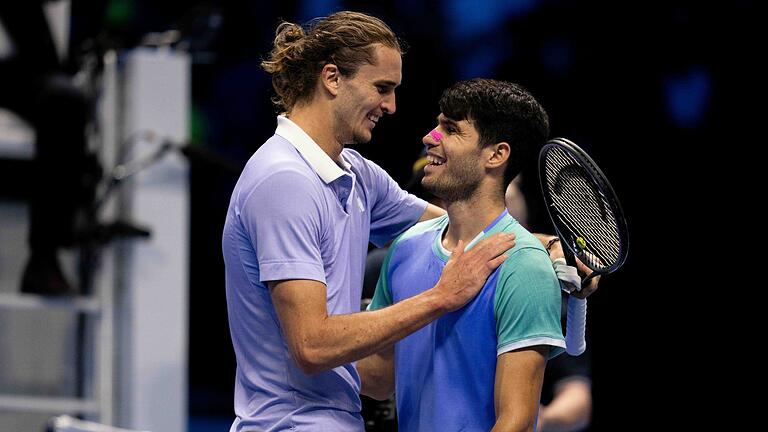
[438,78,549,186]
[261,11,403,112]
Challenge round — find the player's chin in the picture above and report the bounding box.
[353,130,373,144]
[421,175,437,190]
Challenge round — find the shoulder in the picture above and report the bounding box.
[240,136,319,190]
[342,148,389,182]
[246,135,315,178]
[493,219,557,284]
[382,215,446,266]
[391,214,447,248]
[498,220,549,262]
[234,136,325,211]
[499,245,555,280]
[501,218,545,249]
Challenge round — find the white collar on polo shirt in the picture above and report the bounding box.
[275,115,351,184]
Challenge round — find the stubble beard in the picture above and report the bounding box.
[422,163,483,204]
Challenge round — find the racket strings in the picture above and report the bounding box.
[544,149,622,269]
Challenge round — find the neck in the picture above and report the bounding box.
[287,102,344,161]
[442,184,506,251]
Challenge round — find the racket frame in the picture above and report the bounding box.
[538,137,629,277]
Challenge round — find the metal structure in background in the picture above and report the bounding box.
[0,47,189,432]
[109,46,190,432]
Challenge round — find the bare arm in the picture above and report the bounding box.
[270,233,514,374]
[537,379,592,432]
[492,346,549,432]
[418,202,446,221]
[358,346,394,400]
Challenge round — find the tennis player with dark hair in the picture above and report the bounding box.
[222,12,515,431]
[360,78,574,431]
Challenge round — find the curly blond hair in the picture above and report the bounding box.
[261,11,403,112]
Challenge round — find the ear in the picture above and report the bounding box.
[320,63,341,96]
[486,141,511,169]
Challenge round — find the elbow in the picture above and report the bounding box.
[291,344,332,375]
[294,359,324,375]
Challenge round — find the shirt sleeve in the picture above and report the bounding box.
[239,169,327,284]
[362,157,427,247]
[494,247,566,359]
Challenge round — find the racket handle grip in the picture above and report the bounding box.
[565,296,587,356]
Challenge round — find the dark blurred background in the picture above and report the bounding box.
[1,0,754,430]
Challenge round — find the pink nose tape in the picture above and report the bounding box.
[429,129,443,142]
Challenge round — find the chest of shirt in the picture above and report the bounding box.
[387,233,500,335]
[319,174,370,255]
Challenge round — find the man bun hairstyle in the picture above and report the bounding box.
[261,11,403,112]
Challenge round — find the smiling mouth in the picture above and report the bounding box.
[426,154,446,166]
[367,114,380,126]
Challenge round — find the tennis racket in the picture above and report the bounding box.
[539,138,629,355]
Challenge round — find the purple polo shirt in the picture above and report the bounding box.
[223,116,427,431]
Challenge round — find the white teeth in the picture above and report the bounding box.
[367,115,380,123]
[426,155,445,165]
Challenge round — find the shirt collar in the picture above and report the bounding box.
[275,115,350,184]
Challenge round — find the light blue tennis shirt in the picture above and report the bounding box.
[222,116,427,431]
[369,211,565,432]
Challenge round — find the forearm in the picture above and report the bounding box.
[418,202,446,221]
[533,233,559,253]
[291,289,446,373]
[358,348,394,400]
[533,233,558,244]
[534,232,600,298]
